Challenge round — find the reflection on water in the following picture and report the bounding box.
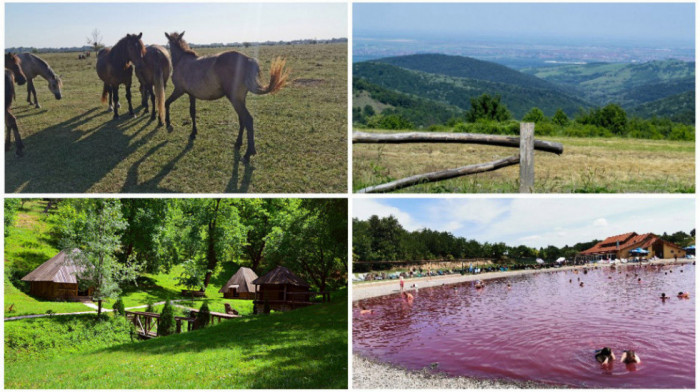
[353,263,695,388]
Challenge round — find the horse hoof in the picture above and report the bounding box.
[241,155,251,164]
[166,125,174,132]
[113,115,119,120]
[234,142,242,149]
[35,104,41,109]
[15,149,24,158]
[189,134,197,141]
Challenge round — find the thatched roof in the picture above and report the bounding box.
[252,266,309,287]
[218,267,258,294]
[21,249,83,283]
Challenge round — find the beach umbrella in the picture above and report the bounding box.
[683,245,695,250]
[630,247,649,254]
[536,258,544,264]
[556,257,566,263]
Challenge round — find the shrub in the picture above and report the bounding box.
[194,301,211,330]
[112,297,125,316]
[157,300,175,337]
[522,107,547,123]
[145,301,154,313]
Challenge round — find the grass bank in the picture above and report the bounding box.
[5,290,348,389]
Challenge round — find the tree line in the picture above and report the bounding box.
[5,199,347,315]
[353,215,695,270]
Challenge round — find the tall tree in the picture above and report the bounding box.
[54,199,141,316]
[119,199,170,272]
[4,199,21,236]
[465,94,511,122]
[237,199,298,273]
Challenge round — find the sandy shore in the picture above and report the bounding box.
[351,259,692,388]
[352,259,691,301]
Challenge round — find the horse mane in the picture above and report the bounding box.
[110,35,131,62]
[169,33,198,57]
[28,53,60,83]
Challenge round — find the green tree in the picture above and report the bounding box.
[112,297,125,316]
[363,105,375,117]
[194,301,211,330]
[54,199,142,316]
[119,199,170,272]
[4,199,21,236]
[552,108,569,126]
[598,104,627,135]
[465,94,511,122]
[176,258,209,293]
[522,107,546,123]
[157,300,175,336]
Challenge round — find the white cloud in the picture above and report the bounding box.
[593,218,608,227]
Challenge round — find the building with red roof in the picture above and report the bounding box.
[579,232,686,260]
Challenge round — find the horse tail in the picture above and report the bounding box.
[154,62,166,124]
[245,56,289,95]
[101,83,109,104]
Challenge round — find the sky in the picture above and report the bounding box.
[354,3,695,47]
[5,3,347,48]
[353,198,695,249]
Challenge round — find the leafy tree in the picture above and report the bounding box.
[157,300,175,336]
[522,107,546,123]
[598,104,627,135]
[157,199,245,288]
[363,105,375,117]
[194,301,211,330]
[366,114,414,130]
[465,94,511,122]
[552,108,569,126]
[112,297,125,316]
[176,258,209,292]
[4,199,21,236]
[119,199,170,272]
[237,199,298,273]
[54,199,142,316]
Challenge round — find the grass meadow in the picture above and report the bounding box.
[353,130,695,193]
[5,43,347,193]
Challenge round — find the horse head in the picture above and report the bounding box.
[124,33,146,68]
[49,76,63,100]
[4,53,27,85]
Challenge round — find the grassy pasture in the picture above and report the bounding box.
[353,130,695,193]
[5,43,347,193]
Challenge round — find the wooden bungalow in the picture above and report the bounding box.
[252,266,312,313]
[218,267,258,299]
[579,232,686,261]
[21,249,93,300]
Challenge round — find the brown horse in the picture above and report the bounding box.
[135,45,171,125]
[164,32,289,162]
[5,53,27,156]
[96,33,146,119]
[18,53,63,108]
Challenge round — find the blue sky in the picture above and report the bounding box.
[353,198,694,248]
[354,3,694,46]
[5,3,347,48]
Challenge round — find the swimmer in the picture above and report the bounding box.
[400,275,404,292]
[677,291,690,299]
[638,278,641,283]
[402,291,414,305]
[620,350,641,364]
[660,292,671,300]
[475,280,484,289]
[595,347,615,364]
[506,283,511,290]
[580,282,584,287]
[569,279,572,283]
[359,306,374,315]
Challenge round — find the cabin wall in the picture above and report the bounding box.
[29,282,79,300]
[223,289,255,299]
[255,284,312,313]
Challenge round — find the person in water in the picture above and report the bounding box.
[579,282,584,287]
[660,292,671,300]
[621,350,641,364]
[359,306,374,315]
[474,280,484,289]
[677,291,690,299]
[595,347,615,364]
[400,275,404,292]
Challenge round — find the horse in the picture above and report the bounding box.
[5,53,27,156]
[135,45,171,125]
[96,33,146,119]
[79,54,85,60]
[164,31,289,163]
[85,51,91,58]
[17,53,63,108]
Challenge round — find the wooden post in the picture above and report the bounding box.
[519,122,535,193]
[176,319,182,334]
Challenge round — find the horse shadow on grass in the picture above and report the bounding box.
[225,150,254,193]
[5,107,171,193]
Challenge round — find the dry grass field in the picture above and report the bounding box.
[353,130,695,193]
[5,43,347,193]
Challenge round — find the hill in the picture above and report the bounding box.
[628,91,695,124]
[354,60,591,120]
[524,59,695,109]
[5,292,348,388]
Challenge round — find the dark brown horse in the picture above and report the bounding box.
[5,53,27,156]
[164,32,289,162]
[135,45,171,125]
[96,33,146,119]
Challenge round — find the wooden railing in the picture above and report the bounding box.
[353,123,563,193]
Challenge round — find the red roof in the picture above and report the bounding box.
[581,232,683,255]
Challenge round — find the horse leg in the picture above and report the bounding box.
[164,88,185,132]
[30,80,40,108]
[230,96,255,162]
[188,94,197,140]
[5,113,12,151]
[149,85,156,121]
[6,112,23,156]
[125,84,135,117]
[112,86,120,119]
[106,85,114,111]
[26,80,33,105]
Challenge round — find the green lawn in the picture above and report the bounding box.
[6,43,347,193]
[5,290,348,389]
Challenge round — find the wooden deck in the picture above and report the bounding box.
[125,310,196,339]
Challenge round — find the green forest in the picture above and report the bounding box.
[353,54,695,140]
[353,215,695,269]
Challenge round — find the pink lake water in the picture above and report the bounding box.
[353,263,695,388]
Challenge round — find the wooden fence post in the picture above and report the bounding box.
[519,122,535,193]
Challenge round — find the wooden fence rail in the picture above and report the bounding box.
[353,123,563,193]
